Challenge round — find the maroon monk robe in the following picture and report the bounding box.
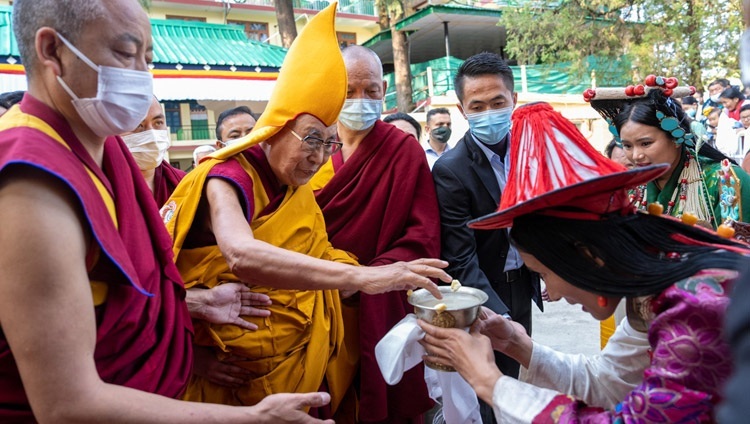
[0,95,193,421]
[153,161,187,208]
[315,120,440,422]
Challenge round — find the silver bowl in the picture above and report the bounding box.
[408,286,489,328]
[408,286,488,372]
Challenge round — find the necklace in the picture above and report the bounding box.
[630,152,714,224]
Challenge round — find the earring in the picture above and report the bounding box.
[597,296,608,307]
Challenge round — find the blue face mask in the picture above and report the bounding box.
[338,98,382,131]
[686,109,697,118]
[465,107,513,145]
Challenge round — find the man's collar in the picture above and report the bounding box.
[471,132,509,158]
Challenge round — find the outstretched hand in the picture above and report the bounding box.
[418,320,502,404]
[249,392,335,424]
[360,258,451,299]
[199,283,272,330]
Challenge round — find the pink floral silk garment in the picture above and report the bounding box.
[535,269,734,423]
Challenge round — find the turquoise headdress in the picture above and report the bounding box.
[584,76,697,147]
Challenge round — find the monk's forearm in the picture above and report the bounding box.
[43,383,259,424]
[224,238,361,291]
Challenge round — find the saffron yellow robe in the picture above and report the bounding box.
[164,152,358,411]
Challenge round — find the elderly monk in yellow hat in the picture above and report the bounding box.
[162,2,451,416]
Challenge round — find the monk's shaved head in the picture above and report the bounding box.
[342,46,383,80]
[13,0,108,75]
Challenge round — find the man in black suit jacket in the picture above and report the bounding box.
[432,53,542,421]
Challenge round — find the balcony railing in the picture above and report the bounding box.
[222,0,377,16]
[171,124,217,142]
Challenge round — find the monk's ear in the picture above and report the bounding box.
[35,27,63,77]
[382,80,387,95]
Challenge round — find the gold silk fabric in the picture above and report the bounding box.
[165,153,358,409]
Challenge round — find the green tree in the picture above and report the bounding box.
[631,0,742,90]
[376,0,414,112]
[498,0,743,91]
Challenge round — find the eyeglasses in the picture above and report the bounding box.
[289,128,343,155]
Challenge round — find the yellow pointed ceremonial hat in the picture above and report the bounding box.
[211,2,346,160]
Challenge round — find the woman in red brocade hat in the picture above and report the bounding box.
[419,102,750,423]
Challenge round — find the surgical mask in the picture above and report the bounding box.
[122,129,171,171]
[55,33,153,138]
[686,109,697,118]
[338,98,382,131]
[465,107,513,145]
[710,94,721,103]
[217,138,240,148]
[430,126,451,143]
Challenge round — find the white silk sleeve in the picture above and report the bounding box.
[518,318,650,408]
[491,376,560,423]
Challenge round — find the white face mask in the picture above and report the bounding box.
[122,129,171,171]
[217,138,240,148]
[338,98,382,131]
[55,33,154,138]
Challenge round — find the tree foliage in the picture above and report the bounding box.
[376,0,415,112]
[498,0,743,90]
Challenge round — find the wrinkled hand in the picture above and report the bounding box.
[418,320,501,404]
[249,392,335,424]
[192,346,252,388]
[201,283,272,330]
[359,258,451,299]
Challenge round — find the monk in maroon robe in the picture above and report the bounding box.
[311,45,441,423]
[154,161,187,206]
[0,0,341,421]
[0,94,194,420]
[121,96,187,207]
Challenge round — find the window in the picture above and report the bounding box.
[336,32,357,48]
[189,102,211,140]
[165,15,207,22]
[163,102,182,136]
[228,20,270,43]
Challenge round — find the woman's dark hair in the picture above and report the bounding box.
[510,211,750,297]
[681,96,697,106]
[612,89,731,163]
[720,86,745,101]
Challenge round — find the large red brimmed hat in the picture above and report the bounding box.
[468,102,668,230]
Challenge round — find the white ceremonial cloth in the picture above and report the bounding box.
[375,314,482,424]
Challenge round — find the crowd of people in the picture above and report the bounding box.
[1,0,750,423]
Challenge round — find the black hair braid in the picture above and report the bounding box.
[510,212,750,297]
